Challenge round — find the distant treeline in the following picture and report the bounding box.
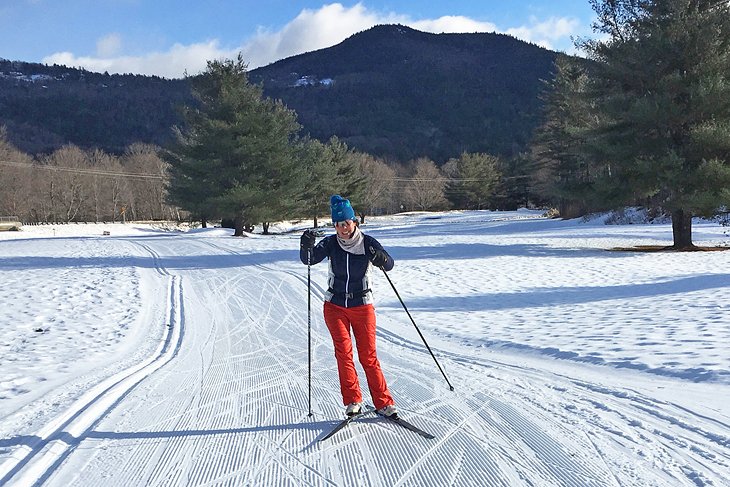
[3,1,727,249]
[0,136,177,223]
[0,127,528,228]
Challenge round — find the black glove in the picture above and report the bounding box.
[368,245,388,269]
[301,229,316,250]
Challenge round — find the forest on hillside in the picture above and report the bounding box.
[0,60,194,155]
[0,25,556,162]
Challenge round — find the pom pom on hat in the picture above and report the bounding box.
[330,194,355,223]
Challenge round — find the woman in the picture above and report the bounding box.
[300,195,397,418]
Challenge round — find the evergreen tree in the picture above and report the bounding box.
[165,128,219,227]
[493,152,533,211]
[580,0,730,248]
[444,152,501,210]
[531,55,601,218]
[166,55,302,236]
[298,136,364,227]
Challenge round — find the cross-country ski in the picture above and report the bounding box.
[375,410,435,440]
[319,406,375,442]
[319,404,434,442]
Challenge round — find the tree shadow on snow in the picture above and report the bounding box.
[385,242,616,261]
[392,274,730,312]
[0,248,298,270]
[0,419,338,452]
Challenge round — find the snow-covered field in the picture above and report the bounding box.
[1,210,728,486]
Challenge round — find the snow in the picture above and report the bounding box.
[1,210,729,486]
[292,75,334,87]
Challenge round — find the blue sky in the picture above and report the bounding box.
[0,1,597,78]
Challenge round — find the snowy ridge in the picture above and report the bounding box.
[1,211,729,485]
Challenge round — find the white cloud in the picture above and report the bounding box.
[41,3,584,78]
[96,33,123,58]
[410,16,498,34]
[44,40,236,78]
[505,16,581,51]
[239,3,403,69]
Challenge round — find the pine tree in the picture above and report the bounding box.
[297,136,364,227]
[165,130,220,227]
[444,152,501,210]
[580,0,730,248]
[166,55,302,235]
[531,55,601,218]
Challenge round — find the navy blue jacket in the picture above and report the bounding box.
[300,233,394,308]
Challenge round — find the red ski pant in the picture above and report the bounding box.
[323,301,394,410]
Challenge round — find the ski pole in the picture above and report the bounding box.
[307,248,313,417]
[380,268,455,391]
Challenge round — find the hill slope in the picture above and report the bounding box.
[250,24,558,162]
[1,25,557,162]
[0,59,193,154]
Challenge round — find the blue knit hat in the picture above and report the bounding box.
[330,195,355,223]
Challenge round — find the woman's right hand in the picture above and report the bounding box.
[301,229,316,250]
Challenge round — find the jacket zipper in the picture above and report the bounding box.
[345,253,350,307]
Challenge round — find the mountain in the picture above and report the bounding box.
[0,25,558,162]
[0,60,194,155]
[249,25,558,163]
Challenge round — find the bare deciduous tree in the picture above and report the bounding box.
[0,128,34,218]
[3,141,176,223]
[402,157,449,211]
[123,143,170,221]
[88,149,124,222]
[44,145,90,222]
[353,152,397,221]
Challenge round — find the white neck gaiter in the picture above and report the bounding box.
[336,225,365,255]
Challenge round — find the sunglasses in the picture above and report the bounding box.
[335,220,354,228]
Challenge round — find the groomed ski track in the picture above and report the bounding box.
[2,218,729,486]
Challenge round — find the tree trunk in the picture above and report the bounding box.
[262,222,270,234]
[201,218,208,228]
[233,215,245,237]
[313,214,319,228]
[671,208,694,249]
[358,211,366,224]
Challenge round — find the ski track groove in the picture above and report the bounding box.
[582,431,623,487]
[537,376,730,483]
[251,418,332,487]
[88,251,215,486]
[19,233,729,486]
[397,327,730,486]
[130,241,171,277]
[121,279,195,487]
[491,399,606,486]
[1,273,183,486]
[433,400,518,485]
[392,400,499,486]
